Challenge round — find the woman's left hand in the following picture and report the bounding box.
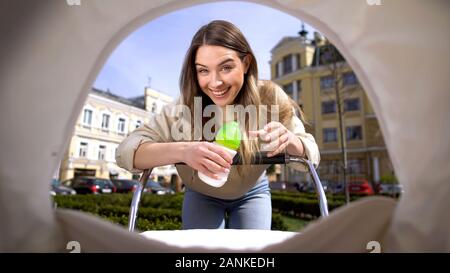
[249,121,304,157]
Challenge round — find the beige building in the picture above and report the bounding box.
[58,87,176,182]
[270,28,394,185]
[145,87,174,114]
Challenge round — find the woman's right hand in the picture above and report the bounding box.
[182,142,233,179]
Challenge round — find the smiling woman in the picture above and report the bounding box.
[0,0,448,252]
[116,19,320,231]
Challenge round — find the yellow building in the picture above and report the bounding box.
[270,28,394,185]
[58,87,175,182]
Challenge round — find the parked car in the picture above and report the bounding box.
[378,183,404,197]
[319,180,340,194]
[330,182,344,194]
[144,180,174,195]
[293,181,314,193]
[269,181,287,191]
[293,181,329,193]
[61,177,116,194]
[348,179,374,196]
[50,179,76,196]
[111,179,139,193]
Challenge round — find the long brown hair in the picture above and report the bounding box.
[258,80,307,126]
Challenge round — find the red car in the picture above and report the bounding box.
[62,177,117,194]
[348,179,374,196]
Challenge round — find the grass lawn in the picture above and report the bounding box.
[280,215,310,232]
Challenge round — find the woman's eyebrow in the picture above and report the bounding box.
[218,58,235,66]
[195,63,207,68]
[195,58,235,68]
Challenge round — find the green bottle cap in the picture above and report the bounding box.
[215,121,241,151]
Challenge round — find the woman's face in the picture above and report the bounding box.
[195,45,249,107]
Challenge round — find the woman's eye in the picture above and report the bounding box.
[222,66,232,72]
[197,69,208,74]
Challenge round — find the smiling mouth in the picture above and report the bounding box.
[210,87,230,98]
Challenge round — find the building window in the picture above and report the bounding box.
[79,142,88,158]
[283,83,294,97]
[320,75,334,90]
[98,145,106,160]
[296,80,302,93]
[323,128,337,143]
[135,120,142,129]
[348,159,362,174]
[322,100,336,114]
[101,114,110,130]
[343,72,358,86]
[275,62,280,78]
[294,54,301,70]
[320,160,339,175]
[346,126,362,140]
[330,160,339,174]
[344,98,360,112]
[82,109,92,126]
[117,118,126,134]
[151,102,157,113]
[282,54,293,75]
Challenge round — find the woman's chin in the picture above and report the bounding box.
[212,101,227,107]
[210,96,230,107]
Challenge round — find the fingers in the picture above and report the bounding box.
[261,128,291,156]
[204,151,231,173]
[248,129,265,139]
[205,156,230,173]
[206,143,233,166]
[261,134,287,153]
[198,163,221,180]
[251,122,284,142]
[264,121,282,132]
[195,158,229,180]
[267,139,289,157]
[189,142,233,179]
[264,127,287,142]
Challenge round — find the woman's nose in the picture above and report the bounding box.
[209,74,223,88]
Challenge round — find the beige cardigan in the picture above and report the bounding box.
[116,100,320,200]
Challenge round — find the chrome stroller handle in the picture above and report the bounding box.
[128,168,152,232]
[128,152,328,232]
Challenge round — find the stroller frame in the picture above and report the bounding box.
[128,152,328,232]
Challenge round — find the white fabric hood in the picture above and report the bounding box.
[0,0,449,252]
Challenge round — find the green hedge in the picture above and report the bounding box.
[271,213,288,231]
[54,193,290,231]
[54,193,183,231]
[54,191,348,226]
[271,194,344,220]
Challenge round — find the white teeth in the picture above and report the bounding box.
[211,88,228,97]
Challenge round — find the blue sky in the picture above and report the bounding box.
[93,1,316,99]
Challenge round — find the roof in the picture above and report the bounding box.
[91,87,145,109]
[311,43,346,66]
[271,36,298,53]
